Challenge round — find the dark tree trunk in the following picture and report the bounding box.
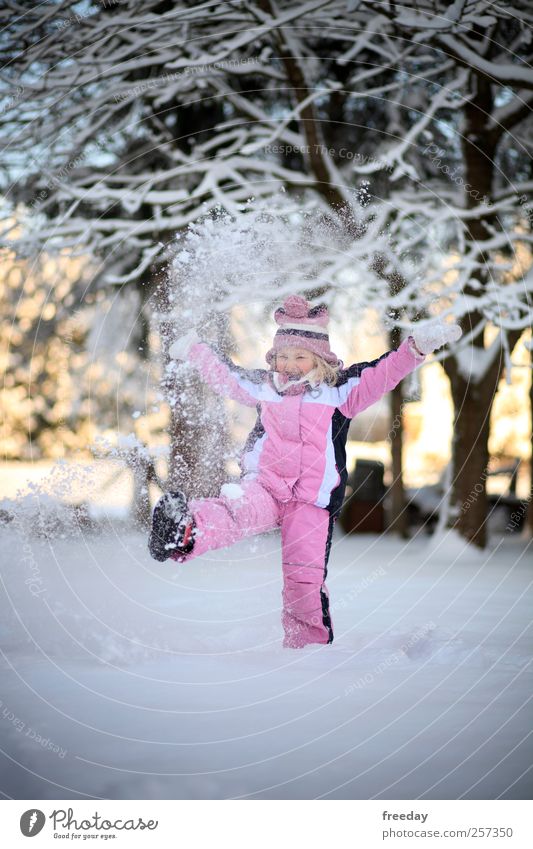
[442,70,497,548]
[436,61,527,548]
[387,326,408,538]
[444,354,503,547]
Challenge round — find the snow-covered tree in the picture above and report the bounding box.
[1,0,532,544]
[0,239,162,469]
[0,246,92,459]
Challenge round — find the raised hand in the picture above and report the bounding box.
[168,329,200,361]
[412,320,462,356]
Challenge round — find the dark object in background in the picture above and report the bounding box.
[339,459,386,534]
[405,459,526,535]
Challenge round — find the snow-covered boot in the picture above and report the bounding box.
[148,491,196,562]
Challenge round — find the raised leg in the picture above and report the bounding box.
[172,479,281,562]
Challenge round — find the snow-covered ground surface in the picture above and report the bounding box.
[0,468,531,800]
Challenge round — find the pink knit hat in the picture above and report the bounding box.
[265,295,339,367]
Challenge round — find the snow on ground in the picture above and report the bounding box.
[0,470,531,800]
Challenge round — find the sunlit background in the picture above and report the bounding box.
[1,243,530,509]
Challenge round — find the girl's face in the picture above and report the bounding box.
[275,347,315,379]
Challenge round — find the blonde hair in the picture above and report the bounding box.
[312,354,341,386]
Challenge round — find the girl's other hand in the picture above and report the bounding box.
[412,320,462,355]
[169,329,200,361]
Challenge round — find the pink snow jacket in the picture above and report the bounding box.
[187,338,425,516]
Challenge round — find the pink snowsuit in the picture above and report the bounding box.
[172,337,425,647]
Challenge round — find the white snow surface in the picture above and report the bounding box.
[0,511,531,801]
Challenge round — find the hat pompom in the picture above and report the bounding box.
[282,295,309,319]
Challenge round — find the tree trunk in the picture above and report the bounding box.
[156,277,229,500]
[442,70,497,548]
[387,326,408,537]
[164,339,229,500]
[444,356,501,547]
[441,68,527,548]
[165,374,227,498]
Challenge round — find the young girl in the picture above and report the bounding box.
[149,295,461,648]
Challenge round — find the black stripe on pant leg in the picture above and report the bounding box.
[320,515,335,644]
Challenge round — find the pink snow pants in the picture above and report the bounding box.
[173,479,334,648]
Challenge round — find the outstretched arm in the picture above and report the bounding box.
[338,320,462,419]
[338,337,424,419]
[169,331,268,408]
